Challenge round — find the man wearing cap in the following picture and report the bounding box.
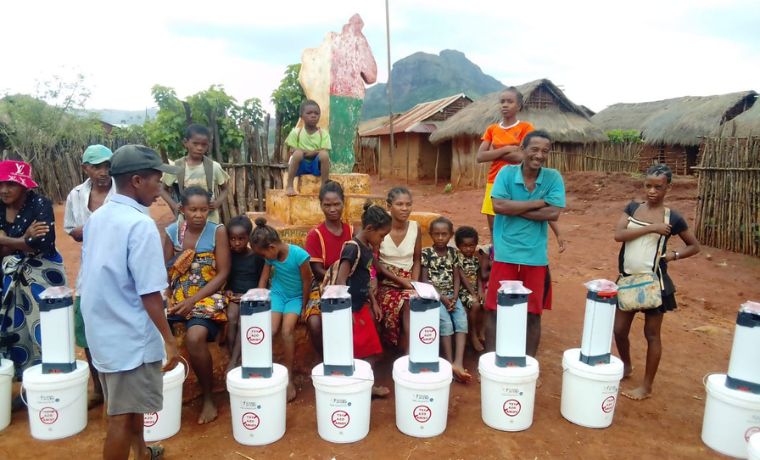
[64,144,116,408]
[80,145,180,460]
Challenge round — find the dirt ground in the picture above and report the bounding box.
[1,171,758,459]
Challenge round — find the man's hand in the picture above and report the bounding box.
[162,337,180,372]
[70,226,84,242]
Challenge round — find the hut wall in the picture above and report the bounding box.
[417,134,448,180]
[639,144,690,175]
[378,133,421,181]
[450,135,488,188]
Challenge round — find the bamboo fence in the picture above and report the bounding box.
[695,136,760,257]
[545,142,642,173]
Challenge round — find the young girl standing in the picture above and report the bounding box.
[164,186,231,425]
[333,202,393,397]
[252,218,313,402]
[613,164,700,400]
[376,187,421,352]
[224,216,265,372]
[455,226,485,352]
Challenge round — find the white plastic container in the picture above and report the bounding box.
[22,360,89,440]
[495,281,531,367]
[702,373,760,458]
[144,361,186,442]
[0,359,13,431]
[479,352,539,431]
[39,287,76,373]
[321,286,355,375]
[227,364,288,446]
[409,283,441,373]
[240,289,274,378]
[561,348,624,428]
[393,355,452,438]
[580,279,618,366]
[312,359,373,443]
[727,301,760,393]
[749,431,760,460]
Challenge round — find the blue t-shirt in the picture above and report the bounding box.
[491,165,566,266]
[267,244,310,300]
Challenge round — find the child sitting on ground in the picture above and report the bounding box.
[284,100,331,196]
[455,226,486,352]
[224,216,265,372]
[421,217,472,383]
[252,218,313,402]
[333,202,393,397]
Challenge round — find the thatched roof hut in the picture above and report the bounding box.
[430,79,606,145]
[722,95,760,137]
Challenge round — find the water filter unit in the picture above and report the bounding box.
[38,286,76,374]
[726,301,760,393]
[240,289,273,378]
[495,281,532,367]
[579,279,619,366]
[321,285,354,376]
[409,282,441,373]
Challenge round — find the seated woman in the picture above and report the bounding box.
[163,186,230,425]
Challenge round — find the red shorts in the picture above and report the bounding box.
[485,262,552,315]
[353,304,383,359]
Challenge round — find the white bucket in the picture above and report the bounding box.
[22,360,89,440]
[144,361,186,442]
[702,373,760,458]
[1,359,14,431]
[312,359,373,443]
[227,364,289,446]
[478,352,539,431]
[750,432,760,460]
[393,355,452,438]
[560,348,624,429]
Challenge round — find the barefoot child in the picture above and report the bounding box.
[333,202,393,397]
[252,218,313,402]
[164,186,231,425]
[476,87,534,236]
[422,217,472,383]
[613,164,700,400]
[225,216,265,372]
[284,100,331,196]
[455,226,485,352]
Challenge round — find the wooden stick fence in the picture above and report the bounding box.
[545,142,642,174]
[695,136,760,257]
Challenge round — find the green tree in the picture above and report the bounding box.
[144,85,187,160]
[271,64,305,156]
[607,129,642,144]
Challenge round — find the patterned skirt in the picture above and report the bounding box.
[375,264,413,347]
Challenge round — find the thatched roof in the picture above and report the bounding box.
[429,79,607,144]
[591,91,757,146]
[721,95,760,137]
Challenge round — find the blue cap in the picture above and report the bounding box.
[82,144,113,165]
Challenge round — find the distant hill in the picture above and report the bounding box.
[87,108,158,126]
[361,49,505,120]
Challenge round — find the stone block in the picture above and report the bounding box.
[344,194,384,224]
[410,211,441,248]
[298,173,371,195]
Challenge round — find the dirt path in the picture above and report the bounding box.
[1,172,756,459]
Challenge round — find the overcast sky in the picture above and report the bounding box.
[1,0,758,114]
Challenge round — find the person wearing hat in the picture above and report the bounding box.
[64,144,116,409]
[0,160,67,380]
[79,145,180,460]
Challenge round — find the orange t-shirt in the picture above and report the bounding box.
[482,120,534,183]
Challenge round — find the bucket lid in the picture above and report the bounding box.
[392,356,452,384]
[162,361,186,384]
[311,359,373,386]
[740,301,760,315]
[22,360,89,385]
[0,358,13,376]
[241,288,270,302]
[584,279,618,297]
[562,348,624,378]
[498,280,532,295]
[411,282,440,301]
[227,363,288,389]
[705,373,760,405]
[478,352,539,380]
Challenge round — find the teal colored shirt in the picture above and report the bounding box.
[491,165,566,266]
[267,244,310,300]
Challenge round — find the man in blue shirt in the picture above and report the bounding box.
[80,145,179,460]
[484,130,566,358]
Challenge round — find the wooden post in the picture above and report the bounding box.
[434,145,440,186]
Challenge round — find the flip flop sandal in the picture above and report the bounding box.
[147,445,165,459]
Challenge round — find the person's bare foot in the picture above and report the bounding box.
[372,385,390,398]
[197,397,218,424]
[287,382,297,402]
[622,385,652,400]
[470,336,484,352]
[452,365,472,383]
[622,364,634,380]
[285,186,297,197]
[88,392,104,410]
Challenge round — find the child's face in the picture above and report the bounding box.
[320,191,344,222]
[183,134,210,158]
[457,237,478,258]
[133,171,163,207]
[228,226,250,253]
[302,105,321,127]
[82,162,111,188]
[500,91,521,119]
[429,223,452,248]
[180,194,210,227]
[365,224,391,249]
[387,193,412,222]
[644,175,670,204]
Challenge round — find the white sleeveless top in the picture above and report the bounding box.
[379,220,418,271]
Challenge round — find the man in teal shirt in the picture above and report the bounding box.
[484,130,566,357]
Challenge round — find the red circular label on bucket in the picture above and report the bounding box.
[246,327,265,345]
[503,399,521,417]
[331,410,350,428]
[143,412,159,427]
[418,327,437,344]
[601,396,616,413]
[242,412,260,430]
[39,407,58,425]
[413,405,432,423]
[745,426,760,442]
